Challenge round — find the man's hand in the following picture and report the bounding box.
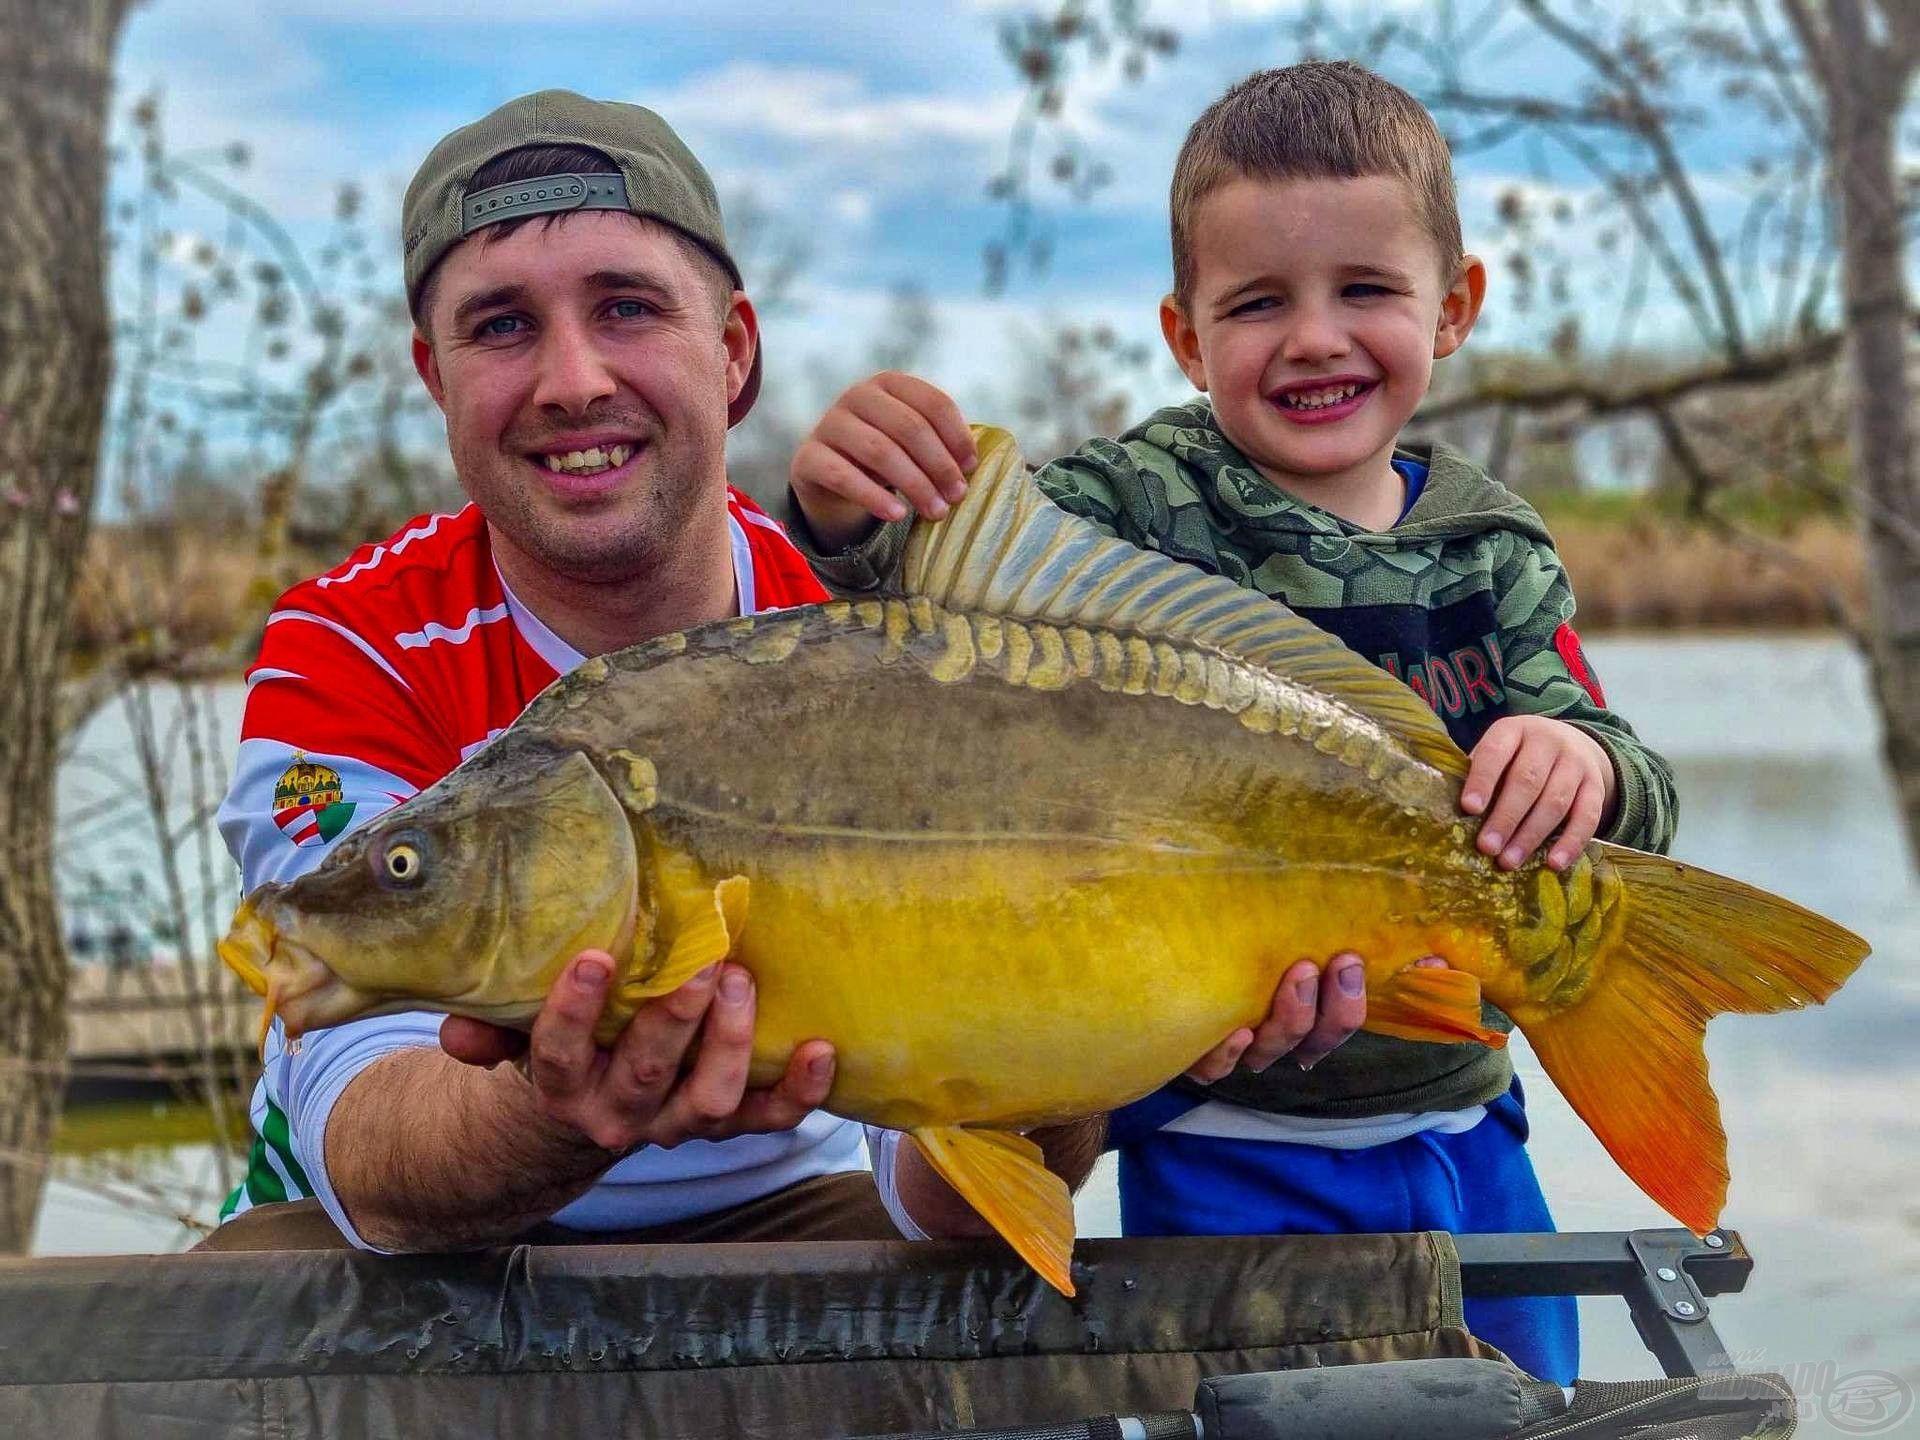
[440,950,835,1154]
[1460,715,1616,872]
[1185,952,1448,1080]
[790,372,977,551]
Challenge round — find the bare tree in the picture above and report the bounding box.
[1784,0,1920,864]
[0,0,141,1252]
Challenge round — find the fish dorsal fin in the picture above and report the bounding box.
[899,426,1468,778]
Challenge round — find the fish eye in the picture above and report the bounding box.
[375,831,430,890]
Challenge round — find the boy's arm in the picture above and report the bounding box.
[782,372,1141,593]
[1487,532,1678,854]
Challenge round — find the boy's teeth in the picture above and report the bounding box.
[1281,383,1363,410]
[542,444,634,475]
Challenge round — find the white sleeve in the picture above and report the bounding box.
[276,1008,445,1252]
[864,1125,932,1241]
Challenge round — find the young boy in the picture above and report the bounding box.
[783,61,1676,1382]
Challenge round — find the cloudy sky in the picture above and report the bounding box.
[107,0,1889,451]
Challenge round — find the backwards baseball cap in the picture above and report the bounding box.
[402,88,760,426]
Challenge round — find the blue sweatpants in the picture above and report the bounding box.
[1110,1081,1579,1383]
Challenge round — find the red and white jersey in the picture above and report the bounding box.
[213,493,876,1243]
[221,491,828,890]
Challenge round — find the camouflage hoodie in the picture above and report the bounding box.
[787,398,1677,1117]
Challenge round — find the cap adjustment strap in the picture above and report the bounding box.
[460,173,631,235]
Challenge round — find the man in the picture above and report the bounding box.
[206,90,1101,1253]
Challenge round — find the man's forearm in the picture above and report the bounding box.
[325,1047,617,1251]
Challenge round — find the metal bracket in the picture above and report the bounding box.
[1454,1227,1753,1379]
[1622,1229,1745,1378]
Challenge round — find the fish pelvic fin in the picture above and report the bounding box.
[1364,966,1507,1047]
[910,1126,1077,1297]
[898,426,1468,779]
[1525,844,1871,1235]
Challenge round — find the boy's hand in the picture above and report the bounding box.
[790,372,977,551]
[1461,715,1616,872]
[1184,953,1447,1081]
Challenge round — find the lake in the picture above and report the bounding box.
[34,634,1920,1433]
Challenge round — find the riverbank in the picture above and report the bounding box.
[65,508,1865,666]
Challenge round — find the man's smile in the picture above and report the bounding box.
[520,431,648,497]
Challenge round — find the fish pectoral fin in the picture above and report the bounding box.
[1363,965,1507,1047]
[622,873,752,1003]
[910,1126,1077,1297]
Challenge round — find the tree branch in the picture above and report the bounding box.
[1517,0,1750,359]
[1418,328,1851,423]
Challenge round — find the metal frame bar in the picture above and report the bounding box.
[1455,1227,1752,1377]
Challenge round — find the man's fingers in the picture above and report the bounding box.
[1241,960,1320,1072]
[1499,756,1584,869]
[1475,733,1554,861]
[439,1015,527,1067]
[1459,720,1521,817]
[871,371,977,473]
[598,961,722,1123]
[725,1040,837,1138]
[527,952,616,1102]
[648,964,758,1141]
[1291,952,1367,1070]
[1548,776,1607,870]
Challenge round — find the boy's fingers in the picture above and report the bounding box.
[1497,755,1584,869]
[847,385,971,504]
[872,372,977,471]
[816,408,950,519]
[1291,953,1366,1070]
[793,439,908,521]
[1547,776,1607,870]
[1241,960,1319,1072]
[1460,721,1521,817]
[1184,1028,1252,1083]
[1475,733,1553,859]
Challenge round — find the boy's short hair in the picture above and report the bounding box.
[1170,61,1462,302]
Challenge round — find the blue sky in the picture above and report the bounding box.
[107,0,1910,462]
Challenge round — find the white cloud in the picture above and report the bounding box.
[828,191,875,228]
[641,63,1031,149]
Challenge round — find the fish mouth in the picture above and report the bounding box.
[218,896,351,1044]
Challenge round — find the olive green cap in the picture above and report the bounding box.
[403,88,760,425]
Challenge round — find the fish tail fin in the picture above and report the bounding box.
[1526,846,1870,1234]
[910,1126,1077,1297]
